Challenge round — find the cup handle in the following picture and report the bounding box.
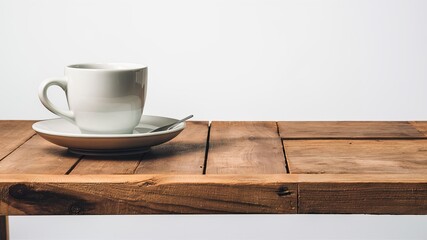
[38,77,75,123]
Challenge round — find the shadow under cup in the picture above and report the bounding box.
[39,63,148,134]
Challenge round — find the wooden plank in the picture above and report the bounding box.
[135,121,208,174]
[0,121,35,160]
[278,121,425,139]
[411,121,427,137]
[298,183,427,214]
[0,174,297,215]
[0,216,8,240]
[0,135,80,174]
[297,173,427,183]
[296,174,427,214]
[284,140,427,174]
[206,122,286,174]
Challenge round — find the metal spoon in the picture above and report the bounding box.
[148,115,194,133]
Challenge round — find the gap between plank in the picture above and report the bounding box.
[0,133,36,162]
[202,121,212,175]
[131,152,148,174]
[276,122,290,174]
[65,155,84,175]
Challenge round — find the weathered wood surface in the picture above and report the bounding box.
[411,121,427,137]
[0,174,425,215]
[71,155,141,174]
[278,121,425,139]
[297,174,427,214]
[0,175,297,215]
[0,121,426,215]
[206,122,286,174]
[135,122,208,174]
[284,139,427,174]
[298,182,427,214]
[0,135,80,174]
[0,121,35,161]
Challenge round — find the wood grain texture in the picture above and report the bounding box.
[278,121,425,139]
[284,140,427,174]
[0,121,426,215]
[298,183,427,214]
[0,174,425,215]
[0,121,35,161]
[0,175,297,215]
[70,121,208,174]
[411,121,427,137]
[135,122,208,174]
[0,135,80,174]
[206,122,286,174]
[0,216,8,240]
[296,174,427,214]
[70,155,141,174]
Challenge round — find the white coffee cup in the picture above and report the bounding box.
[39,63,147,134]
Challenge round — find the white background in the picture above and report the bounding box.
[1,0,427,239]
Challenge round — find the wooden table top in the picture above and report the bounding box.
[0,120,426,215]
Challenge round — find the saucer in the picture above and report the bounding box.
[32,115,185,156]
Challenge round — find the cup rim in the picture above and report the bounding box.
[66,63,147,72]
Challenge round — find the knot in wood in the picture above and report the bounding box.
[276,186,291,197]
[139,179,157,187]
[69,203,83,215]
[248,136,257,141]
[9,184,28,199]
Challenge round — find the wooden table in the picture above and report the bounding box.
[1,120,427,239]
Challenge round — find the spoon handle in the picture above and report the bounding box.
[169,115,194,129]
[150,115,193,133]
